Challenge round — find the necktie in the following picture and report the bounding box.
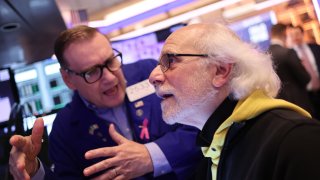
[299,46,320,91]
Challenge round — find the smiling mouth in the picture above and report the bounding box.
[103,86,118,96]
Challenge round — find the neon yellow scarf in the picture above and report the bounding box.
[201,90,311,180]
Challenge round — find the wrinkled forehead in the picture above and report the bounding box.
[64,34,113,66]
[162,29,198,53]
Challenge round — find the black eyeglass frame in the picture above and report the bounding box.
[158,53,209,72]
[63,48,123,84]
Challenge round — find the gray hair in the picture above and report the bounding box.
[194,23,280,99]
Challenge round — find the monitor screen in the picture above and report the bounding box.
[229,11,277,51]
[13,59,72,116]
[111,23,185,64]
[0,68,19,124]
[13,59,71,135]
[112,32,163,64]
[23,112,57,135]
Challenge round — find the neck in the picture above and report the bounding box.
[271,38,284,46]
[195,88,230,130]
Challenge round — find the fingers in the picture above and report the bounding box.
[9,147,30,180]
[9,118,43,179]
[85,123,128,160]
[85,146,117,160]
[83,157,118,177]
[10,146,25,170]
[90,168,125,180]
[10,118,44,152]
[9,166,30,180]
[109,124,127,144]
[31,118,44,148]
[9,135,27,150]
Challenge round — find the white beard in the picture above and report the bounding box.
[160,71,217,128]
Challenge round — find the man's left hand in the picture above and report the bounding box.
[83,124,153,180]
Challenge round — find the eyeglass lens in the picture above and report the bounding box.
[159,54,171,72]
[84,49,122,83]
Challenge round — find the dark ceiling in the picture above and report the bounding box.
[0,0,66,67]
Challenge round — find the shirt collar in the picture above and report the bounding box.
[79,93,116,114]
[196,96,238,147]
[295,43,307,50]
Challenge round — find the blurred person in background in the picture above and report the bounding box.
[9,25,202,180]
[149,23,320,180]
[287,25,320,119]
[268,23,314,115]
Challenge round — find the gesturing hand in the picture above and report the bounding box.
[84,124,153,180]
[9,118,44,180]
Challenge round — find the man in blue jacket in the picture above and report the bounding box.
[9,25,202,179]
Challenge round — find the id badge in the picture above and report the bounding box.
[126,79,155,102]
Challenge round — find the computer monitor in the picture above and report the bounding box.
[13,59,72,135]
[23,111,57,136]
[229,11,277,51]
[0,67,19,124]
[13,58,72,116]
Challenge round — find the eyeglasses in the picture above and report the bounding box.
[64,48,123,84]
[158,53,208,72]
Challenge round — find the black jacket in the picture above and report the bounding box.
[268,44,313,114]
[196,98,320,180]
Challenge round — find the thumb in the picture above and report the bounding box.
[109,124,127,145]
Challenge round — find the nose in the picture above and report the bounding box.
[149,65,164,87]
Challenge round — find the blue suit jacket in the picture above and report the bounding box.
[47,59,202,179]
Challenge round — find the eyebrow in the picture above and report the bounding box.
[166,53,208,57]
[80,53,115,73]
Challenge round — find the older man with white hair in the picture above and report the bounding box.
[149,23,320,180]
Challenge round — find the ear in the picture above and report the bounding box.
[60,69,76,90]
[212,63,233,88]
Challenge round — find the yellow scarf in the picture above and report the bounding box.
[201,90,311,180]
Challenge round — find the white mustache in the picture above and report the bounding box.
[154,86,173,99]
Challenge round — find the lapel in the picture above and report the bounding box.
[71,93,116,148]
[308,44,320,70]
[125,96,152,143]
[78,112,113,147]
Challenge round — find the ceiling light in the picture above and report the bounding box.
[223,0,289,19]
[312,0,320,22]
[0,23,20,32]
[111,0,241,41]
[91,0,175,28]
[223,2,255,19]
[254,0,290,10]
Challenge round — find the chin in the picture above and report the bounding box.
[102,92,126,108]
[162,110,183,125]
[107,100,123,107]
[163,117,177,125]
[161,102,181,125]
[110,95,126,107]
